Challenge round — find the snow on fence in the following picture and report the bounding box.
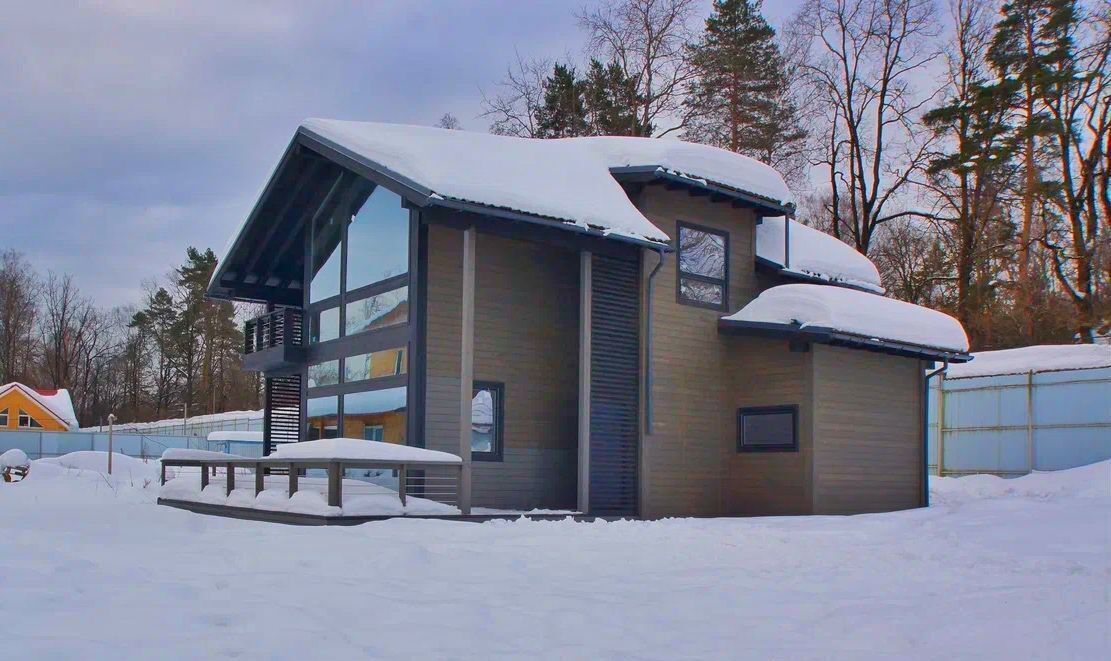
[84,410,264,438]
[0,429,218,461]
[928,364,1111,477]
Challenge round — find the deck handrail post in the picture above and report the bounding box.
[226,462,235,496]
[327,461,342,508]
[200,461,209,490]
[254,462,264,495]
[288,462,298,498]
[160,462,166,486]
[398,464,407,507]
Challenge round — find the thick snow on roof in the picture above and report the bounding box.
[300,119,792,244]
[946,344,1111,379]
[0,383,78,429]
[162,448,248,461]
[756,217,884,293]
[271,438,461,464]
[725,284,969,352]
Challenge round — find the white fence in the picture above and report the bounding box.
[0,430,265,461]
[928,366,1111,476]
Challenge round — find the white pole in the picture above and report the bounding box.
[107,413,116,475]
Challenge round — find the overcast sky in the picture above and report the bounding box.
[1,0,802,308]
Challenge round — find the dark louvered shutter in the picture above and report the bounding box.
[589,252,640,516]
[264,374,302,455]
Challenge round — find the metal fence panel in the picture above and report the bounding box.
[929,366,1111,476]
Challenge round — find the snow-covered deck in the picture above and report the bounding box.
[159,439,470,522]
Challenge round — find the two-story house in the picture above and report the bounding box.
[209,120,970,518]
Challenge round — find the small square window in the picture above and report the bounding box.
[676,221,729,310]
[471,382,504,462]
[738,405,798,452]
[0,408,8,426]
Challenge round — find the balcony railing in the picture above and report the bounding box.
[244,307,304,354]
[242,308,306,373]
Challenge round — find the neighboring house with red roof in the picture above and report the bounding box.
[0,382,79,431]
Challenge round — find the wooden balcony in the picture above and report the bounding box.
[242,307,306,374]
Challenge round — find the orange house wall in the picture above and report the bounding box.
[0,390,70,431]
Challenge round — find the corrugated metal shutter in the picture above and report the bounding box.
[264,374,302,455]
[590,252,640,516]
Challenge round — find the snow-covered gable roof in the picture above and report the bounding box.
[946,344,1111,379]
[756,217,884,293]
[299,119,793,246]
[722,284,969,356]
[0,382,79,429]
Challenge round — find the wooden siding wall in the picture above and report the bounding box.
[636,186,761,517]
[811,346,925,514]
[424,221,579,510]
[722,337,814,515]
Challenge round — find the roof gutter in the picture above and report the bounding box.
[644,248,667,435]
[923,359,950,507]
[717,319,972,363]
[609,165,796,217]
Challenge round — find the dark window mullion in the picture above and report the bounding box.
[678,271,726,287]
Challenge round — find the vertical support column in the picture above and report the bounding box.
[288,463,298,498]
[458,227,476,515]
[200,464,209,490]
[1026,370,1036,474]
[225,463,235,496]
[327,462,342,507]
[254,462,264,495]
[936,370,946,477]
[578,251,592,514]
[398,465,408,507]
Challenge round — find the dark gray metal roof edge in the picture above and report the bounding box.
[718,318,972,363]
[609,165,796,216]
[754,257,883,295]
[295,126,435,204]
[425,196,674,252]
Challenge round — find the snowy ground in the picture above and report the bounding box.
[1,454,1108,660]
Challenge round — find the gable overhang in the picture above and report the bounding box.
[718,319,972,363]
[609,165,795,218]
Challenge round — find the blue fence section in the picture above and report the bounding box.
[0,430,204,460]
[928,366,1111,476]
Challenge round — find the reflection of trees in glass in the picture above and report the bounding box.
[308,360,339,387]
[346,287,408,335]
[679,227,725,278]
[680,279,722,305]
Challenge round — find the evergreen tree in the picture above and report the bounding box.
[583,59,651,136]
[682,0,805,167]
[986,0,1077,340]
[536,63,589,138]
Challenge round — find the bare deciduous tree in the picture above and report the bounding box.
[577,0,699,136]
[0,250,39,383]
[480,51,552,137]
[792,0,942,253]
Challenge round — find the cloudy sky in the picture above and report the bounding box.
[1,0,801,307]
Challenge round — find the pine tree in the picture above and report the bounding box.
[986,0,1076,341]
[536,63,589,138]
[583,59,651,136]
[683,0,805,167]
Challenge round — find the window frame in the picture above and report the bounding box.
[675,220,730,311]
[737,405,799,453]
[471,380,505,463]
[0,408,8,426]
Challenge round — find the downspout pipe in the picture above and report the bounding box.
[645,248,667,434]
[923,359,950,507]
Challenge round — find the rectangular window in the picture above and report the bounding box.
[737,405,798,452]
[0,408,7,426]
[677,221,728,309]
[342,387,407,444]
[345,186,410,290]
[307,396,338,441]
[310,307,340,343]
[345,286,408,337]
[307,360,340,388]
[471,382,504,461]
[344,348,407,383]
